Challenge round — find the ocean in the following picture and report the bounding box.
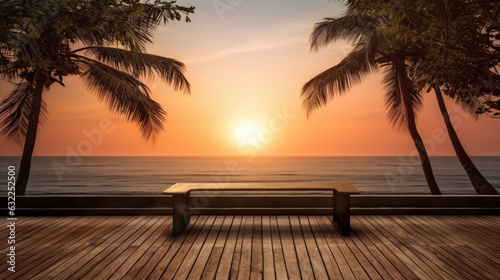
[0,156,499,195]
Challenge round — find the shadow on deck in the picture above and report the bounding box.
[0,215,498,279]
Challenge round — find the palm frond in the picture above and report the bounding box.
[52,0,154,52]
[79,58,166,141]
[142,3,195,26]
[70,26,150,53]
[453,91,482,117]
[0,80,48,143]
[76,47,190,93]
[383,63,423,131]
[301,43,378,116]
[383,65,406,131]
[0,36,46,80]
[310,10,383,52]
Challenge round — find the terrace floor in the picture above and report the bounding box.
[1,215,499,279]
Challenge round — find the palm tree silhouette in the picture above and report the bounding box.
[0,1,194,195]
[302,8,442,194]
[432,87,498,194]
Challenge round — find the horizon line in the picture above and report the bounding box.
[2,155,500,158]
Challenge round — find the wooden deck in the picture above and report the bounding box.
[1,215,499,279]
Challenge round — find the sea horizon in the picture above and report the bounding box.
[1,156,499,195]
[3,155,500,157]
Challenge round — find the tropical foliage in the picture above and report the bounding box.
[349,0,499,194]
[352,0,500,116]
[0,0,195,195]
[302,5,442,194]
[302,0,499,194]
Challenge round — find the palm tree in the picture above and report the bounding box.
[0,0,194,195]
[411,43,498,195]
[302,9,442,194]
[401,0,499,194]
[432,87,499,194]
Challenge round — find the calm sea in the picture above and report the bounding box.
[0,156,499,195]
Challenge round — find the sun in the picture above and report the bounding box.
[235,121,260,145]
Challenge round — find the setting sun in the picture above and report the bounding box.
[234,121,261,146]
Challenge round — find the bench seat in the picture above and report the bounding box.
[163,182,360,236]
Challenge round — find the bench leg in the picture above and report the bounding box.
[333,192,351,236]
[332,191,337,222]
[172,193,190,235]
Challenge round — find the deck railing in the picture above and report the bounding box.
[2,195,499,215]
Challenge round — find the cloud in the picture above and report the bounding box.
[183,21,313,65]
[184,36,308,64]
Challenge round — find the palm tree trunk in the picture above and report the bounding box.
[434,87,499,194]
[396,59,442,195]
[16,71,47,196]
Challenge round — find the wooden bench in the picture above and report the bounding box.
[163,182,360,236]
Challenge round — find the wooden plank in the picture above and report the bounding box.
[389,216,473,279]
[2,215,499,280]
[108,217,172,279]
[372,216,445,280]
[356,217,422,279]
[93,216,167,279]
[22,216,128,279]
[277,216,301,280]
[405,215,485,278]
[18,216,127,280]
[331,219,383,280]
[57,216,158,280]
[164,182,359,194]
[12,217,88,278]
[237,215,253,279]
[346,218,396,280]
[13,194,500,208]
[151,216,210,279]
[262,216,276,280]
[132,216,201,279]
[269,216,288,279]
[12,216,61,240]
[298,216,329,279]
[15,216,96,264]
[171,216,219,279]
[306,216,344,279]
[408,214,496,277]
[201,216,234,279]
[438,216,500,249]
[215,216,243,279]
[289,216,314,279]
[312,216,355,280]
[402,216,498,279]
[422,216,500,275]
[250,216,263,279]
[227,216,245,280]
[317,216,370,279]
[16,217,85,253]
[358,216,422,279]
[185,216,225,279]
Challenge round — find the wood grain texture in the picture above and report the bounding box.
[164,182,360,194]
[1,215,498,280]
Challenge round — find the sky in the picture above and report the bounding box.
[1,0,499,157]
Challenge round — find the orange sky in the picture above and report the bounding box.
[1,0,499,157]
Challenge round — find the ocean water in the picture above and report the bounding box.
[0,156,499,195]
